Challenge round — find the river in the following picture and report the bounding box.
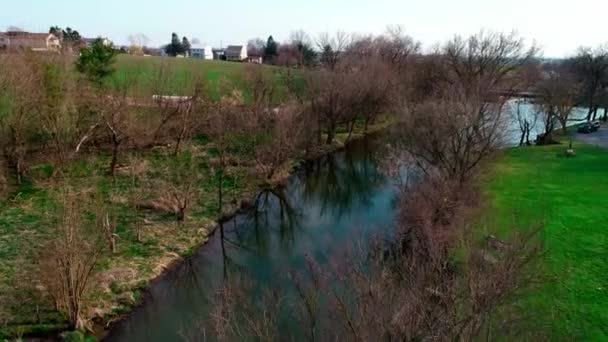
[104,135,399,341]
[103,101,591,341]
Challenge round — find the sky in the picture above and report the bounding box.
[1,0,606,58]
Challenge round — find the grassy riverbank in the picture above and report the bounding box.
[0,115,392,339]
[483,141,608,339]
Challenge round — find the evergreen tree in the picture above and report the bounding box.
[264,35,278,62]
[49,26,82,49]
[76,38,117,88]
[182,37,191,57]
[62,27,81,44]
[296,42,317,67]
[165,33,185,57]
[49,26,63,39]
[320,44,338,69]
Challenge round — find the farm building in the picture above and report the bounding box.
[190,44,213,59]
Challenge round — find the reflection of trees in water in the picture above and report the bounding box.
[215,188,302,274]
[301,141,385,219]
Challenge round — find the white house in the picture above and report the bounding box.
[225,45,247,62]
[190,44,213,59]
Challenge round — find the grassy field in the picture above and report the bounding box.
[112,55,293,101]
[484,141,608,339]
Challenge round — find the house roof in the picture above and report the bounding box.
[225,45,244,56]
[0,32,58,49]
[190,44,210,50]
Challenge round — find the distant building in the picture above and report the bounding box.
[190,44,213,59]
[0,31,61,52]
[246,55,263,64]
[225,45,247,62]
[82,37,112,48]
[0,33,8,49]
[212,48,225,60]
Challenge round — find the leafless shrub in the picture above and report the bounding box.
[253,104,305,182]
[0,53,44,184]
[149,152,201,221]
[202,87,248,215]
[181,278,281,342]
[94,193,119,254]
[38,189,104,330]
[127,155,149,242]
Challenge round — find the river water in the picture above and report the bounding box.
[104,135,399,341]
[103,100,592,341]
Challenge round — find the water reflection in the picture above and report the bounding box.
[300,141,386,219]
[104,135,398,342]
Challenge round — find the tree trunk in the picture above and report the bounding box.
[218,168,223,215]
[110,236,117,254]
[519,131,525,147]
[592,106,599,121]
[317,115,323,145]
[587,106,593,121]
[109,132,120,178]
[346,121,355,143]
[325,121,336,145]
[603,107,608,122]
[136,223,142,243]
[15,158,22,185]
[110,146,118,178]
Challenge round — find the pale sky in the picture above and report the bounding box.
[1,0,605,57]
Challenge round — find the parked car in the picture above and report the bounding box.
[578,123,593,134]
[591,121,601,131]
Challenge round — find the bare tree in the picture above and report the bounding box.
[127,33,150,55]
[149,152,201,222]
[317,31,350,71]
[38,189,104,330]
[202,88,246,216]
[509,99,539,146]
[94,192,119,254]
[0,53,43,184]
[148,62,203,149]
[567,46,608,121]
[128,155,149,242]
[253,104,305,183]
[535,71,578,142]
[247,38,266,56]
[399,31,537,182]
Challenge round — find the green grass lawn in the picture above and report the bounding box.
[112,55,293,101]
[484,142,608,339]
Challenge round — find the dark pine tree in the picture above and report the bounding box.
[264,35,278,63]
